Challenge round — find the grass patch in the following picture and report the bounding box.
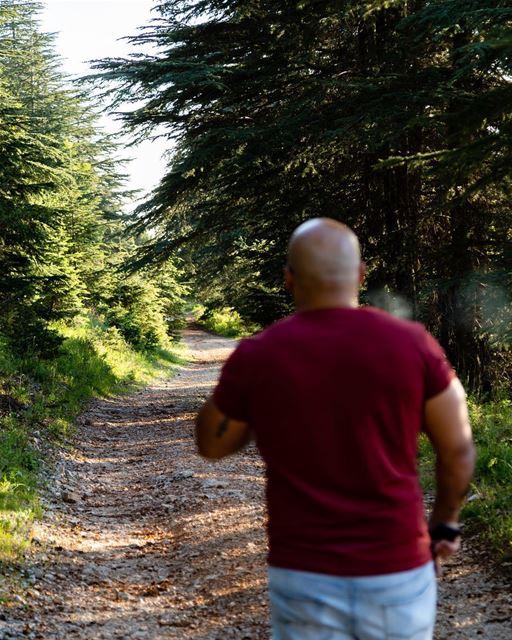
[418,398,512,563]
[197,306,260,338]
[0,312,183,565]
[0,418,41,562]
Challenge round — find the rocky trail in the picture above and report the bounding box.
[1,327,511,639]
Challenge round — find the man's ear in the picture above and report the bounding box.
[359,262,367,286]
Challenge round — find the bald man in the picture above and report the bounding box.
[196,218,475,640]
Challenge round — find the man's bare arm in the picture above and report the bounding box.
[195,398,251,459]
[424,378,476,529]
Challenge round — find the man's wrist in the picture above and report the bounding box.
[429,522,461,542]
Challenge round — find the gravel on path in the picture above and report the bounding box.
[0,327,510,639]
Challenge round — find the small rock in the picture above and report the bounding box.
[158,617,189,627]
[202,478,228,489]
[223,490,246,500]
[62,491,80,504]
[171,469,194,480]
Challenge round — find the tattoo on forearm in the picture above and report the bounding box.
[215,417,229,438]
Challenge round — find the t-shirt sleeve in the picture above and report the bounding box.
[212,339,253,422]
[422,329,456,400]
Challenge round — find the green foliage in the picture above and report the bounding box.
[419,399,512,562]
[95,0,511,396]
[0,2,76,354]
[464,399,512,559]
[103,276,171,352]
[0,414,40,560]
[199,306,260,338]
[91,234,189,352]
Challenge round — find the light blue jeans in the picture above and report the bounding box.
[268,562,436,640]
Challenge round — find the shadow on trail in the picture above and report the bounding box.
[1,328,269,640]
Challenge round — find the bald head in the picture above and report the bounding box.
[285,218,364,309]
[286,218,363,309]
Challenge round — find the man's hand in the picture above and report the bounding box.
[195,397,251,459]
[429,522,462,576]
[432,538,460,577]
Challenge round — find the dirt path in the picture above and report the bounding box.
[1,327,511,639]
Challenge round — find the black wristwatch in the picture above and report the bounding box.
[429,523,461,542]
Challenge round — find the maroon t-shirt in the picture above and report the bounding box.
[213,307,454,577]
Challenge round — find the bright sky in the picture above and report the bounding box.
[40,0,170,208]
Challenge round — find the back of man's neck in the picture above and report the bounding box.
[296,297,359,311]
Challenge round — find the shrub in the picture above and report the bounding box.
[200,306,259,338]
[103,276,171,352]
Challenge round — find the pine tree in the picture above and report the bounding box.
[0,0,136,355]
[0,63,63,353]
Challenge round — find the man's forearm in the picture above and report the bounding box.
[430,443,476,526]
[195,398,251,459]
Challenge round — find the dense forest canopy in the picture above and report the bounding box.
[0,0,186,359]
[93,0,512,395]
